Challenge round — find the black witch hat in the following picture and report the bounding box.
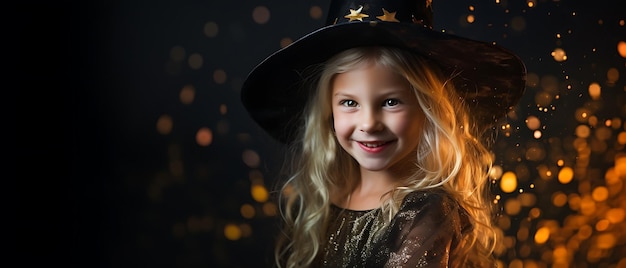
[241,0,526,144]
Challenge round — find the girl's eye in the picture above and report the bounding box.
[340,100,358,107]
[384,99,400,107]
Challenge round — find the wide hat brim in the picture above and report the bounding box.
[241,21,527,144]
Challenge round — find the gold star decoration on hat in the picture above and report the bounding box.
[344,6,369,22]
[376,8,399,22]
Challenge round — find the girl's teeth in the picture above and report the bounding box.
[362,142,385,148]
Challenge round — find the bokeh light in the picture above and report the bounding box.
[252,6,270,24]
[500,171,518,193]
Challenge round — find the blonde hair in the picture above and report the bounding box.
[275,46,497,267]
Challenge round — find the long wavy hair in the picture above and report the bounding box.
[274,46,497,267]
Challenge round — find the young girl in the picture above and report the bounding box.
[241,0,526,267]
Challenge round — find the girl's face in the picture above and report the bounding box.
[331,62,424,174]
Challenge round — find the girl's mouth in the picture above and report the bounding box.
[356,141,392,153]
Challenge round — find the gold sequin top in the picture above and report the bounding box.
[314,190,491,267]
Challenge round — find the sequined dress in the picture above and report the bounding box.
[314,190,486,267]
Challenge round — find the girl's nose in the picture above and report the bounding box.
[359,109,383,133]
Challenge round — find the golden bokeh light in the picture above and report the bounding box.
[607,68,619,85]
[595,219,610,231]
[618,41,626,58]
[188,53,203,70]
[196,127,213,146]
[575,125,590,138]
[240,204,255,219]
[534,226,550,244]
[310,6,323,19]
[558,167,574,184]
[588,82,601,100]
[525,115,541,130]
[500,171,518,193]
[239,223,252,237]
[504,198,521,215]
[466,14,475,24]
[263,202,277,216]
[252,6,270,24]
[280,37,293,48]
[251,185,269,203]
[552,192,568,207]
[213,69,227,84]
[156,114,173,135]
[224,224,242,240]
[551,48,567,62]
[242,149,260,168]
[606,208,625,224]
[180,84,195,105]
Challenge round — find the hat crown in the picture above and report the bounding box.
[325,0,433,27]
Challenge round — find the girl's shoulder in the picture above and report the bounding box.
[395,189,471,231]
[400,188,459,209]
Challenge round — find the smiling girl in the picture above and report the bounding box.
[241,0,526,267]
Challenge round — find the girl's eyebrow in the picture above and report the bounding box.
[332,92,355,97]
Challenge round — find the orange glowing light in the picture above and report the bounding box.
[575,125,591,138]
[263,202,277,216]
[240,204,255,219]
[242,149,261,168]
[196,127,213,146]
[180,85,195,104]
[467,14,475,23]
[500,171,518,193]
[525,115,541,130]
[596,233,616,249]
[213,69,227,84]
[224,224,242,240]
[505,199,522,215]
[188,53,203,70]
[280,37,293,48]
[616,155,626,177]
[310,6,323,19]
[534,227,550,244]
[617,132,626,145]
[552,192,567,207]
[607,68,619,84]
[156,114,173,135]
[595,219,610,231]
[592,186,609,202]
[252,6,271,24]
[618,41,626,58]
[558,167,574,184]
[251,185,269,202]
[588,82,601,100]
[551,48,567,62]
[580,196,597,216]
[607,208,625,223]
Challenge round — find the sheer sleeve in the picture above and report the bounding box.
[376,191,471,268]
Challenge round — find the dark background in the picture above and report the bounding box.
[20,0,625,267]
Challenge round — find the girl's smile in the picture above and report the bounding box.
[331,62,425,173]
